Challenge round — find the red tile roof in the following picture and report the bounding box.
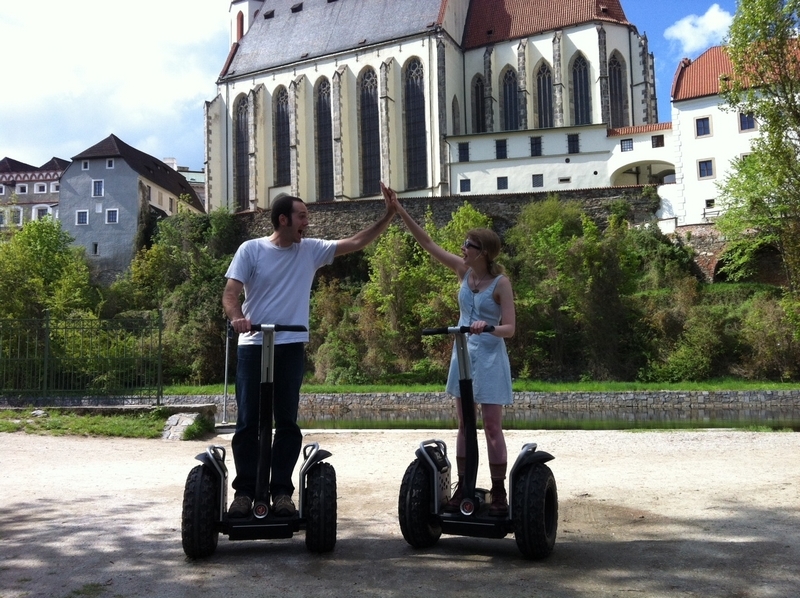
[670,46,732,102]
[607,122,672,137]
[463,0,630,49]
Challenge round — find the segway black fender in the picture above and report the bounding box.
[305,449,332,467]
[510,443,554,480]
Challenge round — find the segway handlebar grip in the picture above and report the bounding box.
[248,324,308,333]
[422,325,495,336]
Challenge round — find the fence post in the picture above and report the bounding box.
[42,311,50,398]
[156,309,163,405]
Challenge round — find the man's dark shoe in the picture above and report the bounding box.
[272,495,296,517]
[228,495,252,518]
[488,487,508,517]
[444,481,463,513]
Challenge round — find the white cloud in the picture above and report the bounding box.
[0,0,229,169]
[664,3,734,56]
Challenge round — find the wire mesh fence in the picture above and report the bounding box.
[0,312,163,406]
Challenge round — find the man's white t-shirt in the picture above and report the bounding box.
[225,236,337,345]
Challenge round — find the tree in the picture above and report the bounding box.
[719,0,800,296]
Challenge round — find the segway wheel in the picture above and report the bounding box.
[181,464,219,558]
[398,459,441,548]
[512,462,558,560]
[305,462,337,553]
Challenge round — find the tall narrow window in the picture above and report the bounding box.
[315,79,334,201]
[405,59,428,190]
[452,96,461,136]
[235,96,250,210]
[608,54,628,128]
[502,69,519,131]
[472,75,486,133]
[572,55,591,125]
[359,69,381,196]
[536,63,554,128]
[274,88,291,187]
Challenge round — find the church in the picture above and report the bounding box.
[204,0,665,212]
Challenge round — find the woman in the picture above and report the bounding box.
[381,183,515,516]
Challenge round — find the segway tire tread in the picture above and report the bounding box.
[512,462,558,560]
[305,462,337,553]
[398,459,442,548]
[181,464,219,558]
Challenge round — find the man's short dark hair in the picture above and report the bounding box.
[270,195,304,230]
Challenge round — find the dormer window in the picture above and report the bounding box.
[264,9,274,18]
[291,3,303,13]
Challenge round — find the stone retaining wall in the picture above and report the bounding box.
[164,390,800,425]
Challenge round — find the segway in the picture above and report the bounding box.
[181,323,337,558]
[398,326,557,559]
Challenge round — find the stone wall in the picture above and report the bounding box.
[235,186,660,241]
[164,390,800,426]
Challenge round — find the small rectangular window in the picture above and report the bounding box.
[11,209,22,225]
[106,158,115,169]
[92,243,99,255]
[82,160,89,170]
[530,136,542,157]
[558,177,571,184]
[169,197,174,212]
[37,207,49,219]
[460,179,471,193]
[739,113,756,131]
[496,139,507,159]
[695,117,711,137]
[705,199,716,208]
[50,182,60,192]
[698,159,715,179]
[620,138,634,152]
[567,134,580,154]
[35,183,46,193]
[458,142,470,163]
[497,176,508,190]
[76,210,88,225]
[18,184,28,194]
[92,180,104,197]
[0,185,4,195]
[106,209,118,224]
[532,174,544,188]
[651,134,665,148]
[158,191,163,205]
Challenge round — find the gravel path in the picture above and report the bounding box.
[1,428,799,597]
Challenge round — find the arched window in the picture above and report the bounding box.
[234,95,249,211]
[572,55,591,125]
[609,53,628,128]
[502,68,519,131]
[405,58,428,189]
[536,62,554,129]
[315,79,334,201]
[236,12,244,41]
[359,68,380,196]
[452,96,461,136]
[472,75,486,133]
[274,87,290,187]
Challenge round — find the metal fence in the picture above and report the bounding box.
[0,312,162,406]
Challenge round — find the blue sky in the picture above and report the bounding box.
[0,1,737,172]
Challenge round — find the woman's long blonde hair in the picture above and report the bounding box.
[468,228,506,277]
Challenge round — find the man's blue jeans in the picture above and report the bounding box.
[231,342,304,499]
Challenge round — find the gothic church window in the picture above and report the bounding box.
[315,79,334,201]
[572,55,592,125]
[609,53,628,128]
[235,95,250,210]
[274,87,291,187]
[501,68,519,131]
[405,58,428,190]
[359,68,381,196]
[536,62,554,129]
[472,75,486,133]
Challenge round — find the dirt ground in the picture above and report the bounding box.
[1,428,799,598]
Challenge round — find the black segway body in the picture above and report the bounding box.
[398,326,558,559]
[181,324,337,558]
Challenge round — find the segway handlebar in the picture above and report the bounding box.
[422,325,495,336]
[228,322,308,334]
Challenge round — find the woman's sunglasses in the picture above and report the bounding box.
[462,240,482,251]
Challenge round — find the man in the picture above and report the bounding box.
[222,193,395,518]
